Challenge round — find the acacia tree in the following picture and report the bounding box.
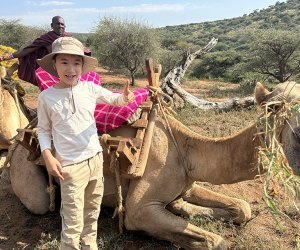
[243,28,300,82]
[90,17,158,85]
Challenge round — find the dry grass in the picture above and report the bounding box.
[176,104,259,137]
[256,101,300,225]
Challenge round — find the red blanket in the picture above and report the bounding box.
[35,67,149,132]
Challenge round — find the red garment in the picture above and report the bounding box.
[17,31,71,85]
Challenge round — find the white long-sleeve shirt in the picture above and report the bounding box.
[37,80,127,166]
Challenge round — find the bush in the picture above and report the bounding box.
[0,19,47,49]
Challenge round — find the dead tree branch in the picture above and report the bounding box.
[160,37,218,98]
[172,83,255,112]
[160,37,256,111]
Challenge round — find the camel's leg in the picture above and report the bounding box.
[125,203,226,250]
[167,183,251,224]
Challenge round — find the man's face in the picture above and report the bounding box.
[51,17,65,36]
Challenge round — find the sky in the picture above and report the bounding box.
[0,0,287,33]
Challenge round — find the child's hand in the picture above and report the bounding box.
[123,80,135,103]
[43,150,64,180]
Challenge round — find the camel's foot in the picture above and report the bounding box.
[167,197,250,224]
[172,183,251,224]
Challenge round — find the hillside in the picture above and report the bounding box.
[159,0,300,50]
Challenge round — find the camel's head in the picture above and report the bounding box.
[254,81,300,175]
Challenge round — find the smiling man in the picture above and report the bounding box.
[11,16,71,85]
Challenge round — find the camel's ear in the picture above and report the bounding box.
[254,82,271,105]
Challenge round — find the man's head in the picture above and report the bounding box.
[51,16,65,36]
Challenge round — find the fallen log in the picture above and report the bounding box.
[171,83,255,112]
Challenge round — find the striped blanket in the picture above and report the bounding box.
[35,67,149,132]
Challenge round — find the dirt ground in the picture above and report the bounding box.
[0,69,299,250]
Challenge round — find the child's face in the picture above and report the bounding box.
[54,53,83,87]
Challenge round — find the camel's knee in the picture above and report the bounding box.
[125,204,171,232]
[124,204,146,230]
[124,210,136,230]
[10,145,51,215]
[24,197,50,215]
[166,198,187,215]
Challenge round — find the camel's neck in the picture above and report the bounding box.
[169,116,260,185]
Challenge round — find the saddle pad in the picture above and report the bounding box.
[35,67,149,132]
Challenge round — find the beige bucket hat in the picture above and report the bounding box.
[37,37,98,77]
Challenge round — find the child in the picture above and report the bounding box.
[36,37,134,250]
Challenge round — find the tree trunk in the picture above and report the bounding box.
[172,83,255,112]
[130,72,135,86]
[160,37,256,111]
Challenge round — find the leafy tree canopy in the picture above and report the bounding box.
[89,17,158,85]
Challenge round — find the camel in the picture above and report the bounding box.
[0,66,29,149]
[0,66,29,184]
[6,81,300,250]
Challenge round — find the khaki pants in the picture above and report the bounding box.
[59,153,104,250]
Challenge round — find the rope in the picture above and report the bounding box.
[0,89,4,135]
[147,85,176,116]
[0,85,11,144]
[0,89,4,106]
[100,133,124,232]
[110,151,124,233]
[47,175,56,212]
[3,139,19,168]
[11,88,22,129]
[148,85,191,171]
